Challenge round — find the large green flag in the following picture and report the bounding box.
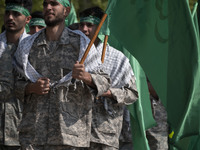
[105,0,200,149]
[107,33,156,150]
[127,57,156,150]
[107,34,156,149]
[103,1,156,149]
[65,3,78,26]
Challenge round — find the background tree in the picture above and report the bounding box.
[0,0,198,33]
[72,0,107,14]
[0,0,5,33]
[0,0,108,33]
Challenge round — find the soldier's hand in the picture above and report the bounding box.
[72,61,95,87]
[72,61,87,80]
[25,77,50,95]
[101,90,113,98]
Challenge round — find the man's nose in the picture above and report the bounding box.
[35,26,40,32]
[46,3,53,10]
[7,13,14,20]
[82,25,88,31]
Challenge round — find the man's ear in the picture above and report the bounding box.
[64,7,71,18]
[25,16,32,24]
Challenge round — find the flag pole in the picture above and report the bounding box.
[80,13,108,64]
[101,35,108,63]
[71,13,108,84]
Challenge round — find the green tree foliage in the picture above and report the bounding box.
[32,0,43,12]
[0,0,108,33]
[72,0,108,16]
[31,0,108,13]
[0,0,196,33]
[189,0,198,11]
[0,0,5,33]
[31,0,108,18]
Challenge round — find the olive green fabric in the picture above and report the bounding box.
[105,0,200,149]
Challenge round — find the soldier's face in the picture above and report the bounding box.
[4,10,27,33]
[79,22,98,41]
[43,0,68,26]
[29,25,45,35]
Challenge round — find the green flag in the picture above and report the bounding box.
[167,2,200,149]
[105,0,200,149]
[104,1,156,149]
[65,3,78,26]
[127,57,156,150]
[107,33,155,150]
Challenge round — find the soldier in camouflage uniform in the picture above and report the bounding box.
[28,11,46,35]
[0,0,32,150]
[79,7,138,150]
[146,80,168,150]
[146,99,168,150]
[14,0,112,150]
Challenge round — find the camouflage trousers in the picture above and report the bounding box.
[0,145,20,150]
[119,142,133,150]
[119,107,133,150]
[21,142,118,150]
[146,100,168,150]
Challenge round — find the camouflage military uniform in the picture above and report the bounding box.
[90,43,138,149]
[21,142,117,150]
[14,28,111,149]
[119,107,133,150]
[0,31,28,148]
[146,99,168,150]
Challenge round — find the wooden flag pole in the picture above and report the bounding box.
[71,14,108,84]
[101,35,108,63]
[80,13,108,64]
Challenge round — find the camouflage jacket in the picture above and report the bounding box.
[0,31,28,146]
[15,28,110,147]
[90,43,138,148]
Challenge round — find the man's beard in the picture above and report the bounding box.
[45,16,64,27]
[6,25,24,33]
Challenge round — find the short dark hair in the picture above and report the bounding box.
[5,0,32,13]
[79,6,104,20]
[31,11,44,19]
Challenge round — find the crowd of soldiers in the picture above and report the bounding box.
[0,0,168,150]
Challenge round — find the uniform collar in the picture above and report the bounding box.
[36,27,70,46]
